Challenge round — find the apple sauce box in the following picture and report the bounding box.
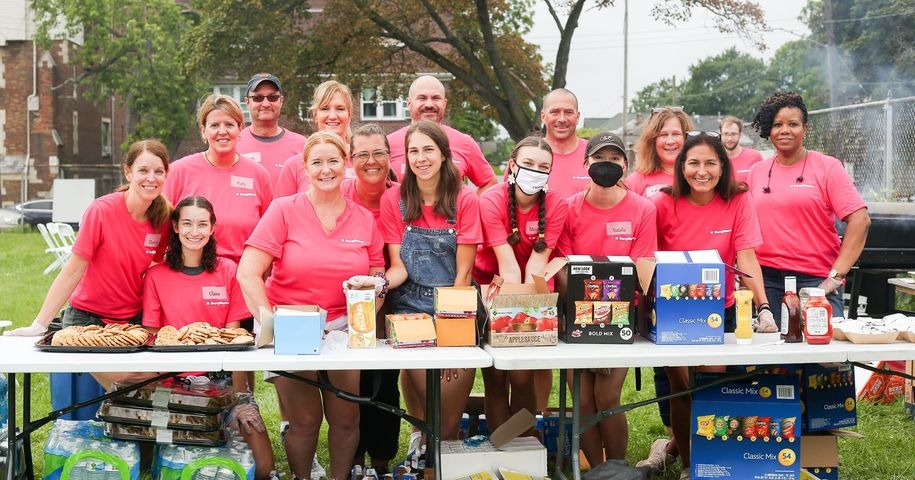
[561,255,637,344]
[482,257,565,347]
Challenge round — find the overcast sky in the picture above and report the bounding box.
[525,1,810,120]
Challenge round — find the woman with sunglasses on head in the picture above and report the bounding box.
[651,131,772,480]
[238,131,385,480]
[554,132,657,467]
[626,107,695,198]
[380,120,482,446]
[472,136,569,433]
[747,92,869,321]
[275,80,355,197]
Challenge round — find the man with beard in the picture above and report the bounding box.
[720,115,762,183]
[238,73,306,187]
[387,75,497,194]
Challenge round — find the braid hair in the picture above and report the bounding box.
[507,182,521,245]
[533,190,548,252]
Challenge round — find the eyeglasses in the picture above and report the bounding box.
[687,130,721,138]
[352,150,390,162]
[651,106,684,115]
[248,94,282,103]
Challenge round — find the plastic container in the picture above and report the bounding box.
[780,277,803,343]
[804,288,833,344]
[50,373,105,421]
[458,413,470,440]
[734,290,753,345]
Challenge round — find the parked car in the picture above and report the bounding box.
[14,199,53,227]
[0,208,23,229]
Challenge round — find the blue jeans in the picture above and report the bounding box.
[761,267,844,328]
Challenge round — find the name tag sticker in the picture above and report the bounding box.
[230,176,255,190]
[243,151,262,163]
[525,220,539,236]
[203,286,228,301]
[606,221,633,236]
[144,233,162,248]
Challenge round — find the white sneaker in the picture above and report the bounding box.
[635,438,676,473]
[312,453,326,480]
[408,431,422,455]
[679,467,690,480]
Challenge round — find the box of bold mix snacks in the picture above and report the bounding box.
[560,255,637,344]
[691,373,802,480]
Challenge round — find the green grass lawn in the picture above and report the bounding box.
[3,230,915,479]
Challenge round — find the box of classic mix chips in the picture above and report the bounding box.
[560,255,637,344]
[691,373,802,480]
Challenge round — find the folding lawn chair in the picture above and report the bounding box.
[38,223,71,275]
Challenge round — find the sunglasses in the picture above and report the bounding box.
[248,94,282,103]
[651,106,684,115]
[687,130,721,138]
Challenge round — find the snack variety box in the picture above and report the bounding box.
[482,258,565,347]
[273,305,325,355]
[561,255,637,344]
[347,287,376,348]
[636,250,725,344]
[691,373,802,480]
[799,363,857,432]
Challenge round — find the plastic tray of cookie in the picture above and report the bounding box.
[97,400,225,431]
[148,323,255,351]
[34,331,147,353]
[103,421,227,446]
[110,378,238,414]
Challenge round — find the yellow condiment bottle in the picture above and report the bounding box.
[734,289,754,345]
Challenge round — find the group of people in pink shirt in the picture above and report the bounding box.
[6,69,869,480]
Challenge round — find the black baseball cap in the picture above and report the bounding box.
[586,131,627,158]
[246,73,283,95]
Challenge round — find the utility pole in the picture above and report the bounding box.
[622,0,629,143]
[824,0,838,107]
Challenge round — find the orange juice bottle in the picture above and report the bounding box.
[803,288,833,344]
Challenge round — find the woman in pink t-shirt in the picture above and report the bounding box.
[238,131,385,480]
[556,132,657,467]
[626,107,694,198]
[472,136,569,434]
[380,120,482,444]
[652,131,773,480]
[275,80,356,197]
[5,140,172,337]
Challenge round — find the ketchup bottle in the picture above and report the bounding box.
[804,288,833,344]
[780,276,803,343]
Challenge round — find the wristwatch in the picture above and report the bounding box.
[828,269,846,284]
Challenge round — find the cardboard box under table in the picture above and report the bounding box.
[440,410,546,478]
[691,373,802,480]
[561,255,637,344]
[482,258,565,347]
[799,430,862,480]
[434,286,479,347]
[636,250,725,345]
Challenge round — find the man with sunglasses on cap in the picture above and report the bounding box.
[719,115,763,183]
[540,88,589,198]
[238,73,307,187]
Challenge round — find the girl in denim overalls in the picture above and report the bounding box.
[379,121,483,446]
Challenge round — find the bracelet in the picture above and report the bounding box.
[373,271,389,299]
[758,304,771,313]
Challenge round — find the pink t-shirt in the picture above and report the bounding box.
[545,139,589,199]
[730,147,764,183]
[142,257,250,329]
[557,190,658,261]
[380,186,483,245]
[246,194,384,320]
[746,150,866,277]
[473,183,569,284]
[340,178,400,221]
[164,153,273,263]
[237,127,306,187]
[625,171,674,198]
[273,153,308,198]
[69,192,164,319]
[653,192,762,307]
[388,125,496,187]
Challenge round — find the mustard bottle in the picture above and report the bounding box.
[734,289,754,345]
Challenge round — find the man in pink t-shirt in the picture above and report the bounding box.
[237,73,307,187]
[540,89,589,198]
[387,75,497,194]
[720,115,763,183]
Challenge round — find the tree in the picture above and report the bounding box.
[765,40,829,110]
[30,0,203,150]
[630,77,681,113]
[679,47,770,119]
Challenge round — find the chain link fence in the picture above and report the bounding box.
[805,96,915,202]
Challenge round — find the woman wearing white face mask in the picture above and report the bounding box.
[472,136,569,432]
[555,132,658,467]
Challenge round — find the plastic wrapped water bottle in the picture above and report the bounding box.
[459,413,470,439]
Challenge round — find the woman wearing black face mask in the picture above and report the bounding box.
[555,132,658,467]
[472,136,570,433]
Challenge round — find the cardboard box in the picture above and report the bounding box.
[691,373,802,480]
[273,305,325,355]
[482,258,565,347]
[347,288,376,348]
[440,410,546,478]
[434,287,479,347]
[385,313,436,348]
[561,255,637,344]
[800,430,863,480]
[636,250,725,344]
[799,363,857,432]
[905,360,915,418]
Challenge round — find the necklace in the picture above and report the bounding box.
[204,151,239,168]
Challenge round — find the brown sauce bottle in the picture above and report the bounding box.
[780,276,803,343]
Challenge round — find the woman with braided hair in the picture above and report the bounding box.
[555,131,657,467]
[472,136,569,432]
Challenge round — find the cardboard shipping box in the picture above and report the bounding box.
[691,373,802,480]
[482,258,565,347]
[440,410,546,479]
[434,287,479,347]
[636,250,725,345]
[271,305,325,355]
[561,255,637,344]
[800,430,863,480]
[798,363,857,433]
[386,313,436,348]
